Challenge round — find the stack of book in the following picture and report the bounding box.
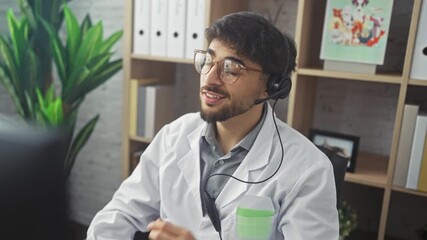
[393,104,427,192]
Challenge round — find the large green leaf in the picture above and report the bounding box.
[66,59,122,104]
[0,67,23,116]
[80,15,92,35]
[63,5,81,71]
[0,35,20,91]
[40,18,66,84]
[73,22,103,70]
[64,114,99,180]
[96,30,123,54]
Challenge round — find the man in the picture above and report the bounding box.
[87,12,338,240]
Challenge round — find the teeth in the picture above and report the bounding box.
[206,92,222,99]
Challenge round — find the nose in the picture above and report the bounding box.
[201,63,223,86]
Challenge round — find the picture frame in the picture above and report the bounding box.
[309,129,360,173]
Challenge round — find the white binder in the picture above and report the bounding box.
[406,114,427,189]
[185,0,206,59]
[410,0,427,80]
[167,0,187,58]
[150,0,168,57]
[133,0,151,55]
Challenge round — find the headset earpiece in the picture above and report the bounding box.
[266,75,291,100]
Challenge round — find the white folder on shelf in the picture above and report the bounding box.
[167,0,187,58]
[185,0,206,59]
[133,0,151,55]
[393,104,419,187]
[406,114,427,190]
[150,0,168,57]
[410,0,427,80]
[137,85,175,139]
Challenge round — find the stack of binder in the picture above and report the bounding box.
[393,104,427,192]
[133,0,206,59]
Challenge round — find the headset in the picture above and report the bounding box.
[254,74,292,105]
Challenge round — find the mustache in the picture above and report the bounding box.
[200,85,229,97]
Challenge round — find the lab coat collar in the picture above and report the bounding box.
[177,121,206,219]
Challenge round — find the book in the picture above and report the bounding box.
[136,85,175,139]
[393,104,419,187]
[417,135,427,192]
[320,0,394,65]
[406,114,427,190]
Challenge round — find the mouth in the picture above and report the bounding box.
[201,89,227,105]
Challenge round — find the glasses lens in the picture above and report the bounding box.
[220,59,241,83]
[194,52,213,75]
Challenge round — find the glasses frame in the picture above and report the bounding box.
[193,49,263,84]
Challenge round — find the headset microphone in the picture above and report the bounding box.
[254,87,288,105]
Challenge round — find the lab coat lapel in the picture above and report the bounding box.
[216,105,275,210]
[177,123,206,218]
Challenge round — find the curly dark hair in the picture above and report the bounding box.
[205,11,297,79]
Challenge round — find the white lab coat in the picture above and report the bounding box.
[87,104,339,240]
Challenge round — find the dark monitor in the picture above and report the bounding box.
[0,119,67,240]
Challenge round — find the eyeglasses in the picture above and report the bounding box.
[193,49,263,84]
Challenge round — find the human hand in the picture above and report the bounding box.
[147,219,195,240]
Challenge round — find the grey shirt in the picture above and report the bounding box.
[200,104,267,199]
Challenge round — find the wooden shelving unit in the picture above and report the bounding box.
[122,0,426,239]
[122,0,248,177]
[290,0,427,239]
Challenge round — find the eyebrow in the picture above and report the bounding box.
[207,48,246,67]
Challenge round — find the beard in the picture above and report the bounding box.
[199,85,259,123]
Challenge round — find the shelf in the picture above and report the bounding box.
[131,54,193,64]
[130,78,159,85]
[408,79,427,86]
[345,152,388,188]
[392,186,427,198]
[296,67,402,84]
[129,135,152,144]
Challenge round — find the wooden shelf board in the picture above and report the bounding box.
[345,152,388,188]
[392,186,427,198]
[130,78,159,85]
[408,79,427,86]
[131,54,193,64]
[297,67,402,84]
[129,135,152,144]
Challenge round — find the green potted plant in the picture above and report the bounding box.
[416,223,427,240]
[338,200,358,240]
[0,0,122,181]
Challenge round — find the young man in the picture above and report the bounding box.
[87,12,339,240]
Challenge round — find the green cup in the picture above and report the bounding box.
[236,207,275,240]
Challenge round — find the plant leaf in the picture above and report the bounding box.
[64,5,81,70]
[40,18,66,84]
[96,30,123,54]
[64,114,99,180]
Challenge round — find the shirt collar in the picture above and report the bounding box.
[201,102,268,152]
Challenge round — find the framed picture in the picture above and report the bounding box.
[309,129,360,173]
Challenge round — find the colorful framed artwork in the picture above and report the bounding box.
[320,0,395,65]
